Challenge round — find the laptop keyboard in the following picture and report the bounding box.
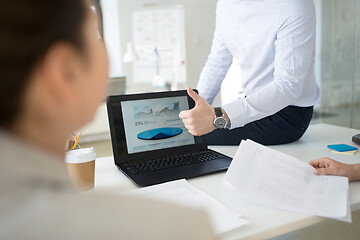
[123,150,224,175]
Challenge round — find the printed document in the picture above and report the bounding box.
[224,140,351,222]
[124,179,248,233]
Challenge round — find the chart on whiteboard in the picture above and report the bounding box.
[132,6,185,68]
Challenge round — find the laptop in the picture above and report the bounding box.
[106,90,232,187]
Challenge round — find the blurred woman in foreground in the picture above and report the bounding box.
[0,0,215,239]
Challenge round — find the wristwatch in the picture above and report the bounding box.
[213,107,227,129]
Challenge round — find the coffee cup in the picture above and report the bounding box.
[65,147,96,191]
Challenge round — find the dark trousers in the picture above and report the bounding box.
[206,105,314,146]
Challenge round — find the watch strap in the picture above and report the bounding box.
[214,107,223,117]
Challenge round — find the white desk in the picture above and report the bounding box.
[94,124,360,240]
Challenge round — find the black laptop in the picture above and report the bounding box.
[106,90,232,187]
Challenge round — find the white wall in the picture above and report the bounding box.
[101,0,123,77]
[316,0,358,108]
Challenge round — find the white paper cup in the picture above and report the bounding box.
[65,147,96,191]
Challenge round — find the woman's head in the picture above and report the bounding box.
[0,0,108,138]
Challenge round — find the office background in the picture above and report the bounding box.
[81,0,360,141]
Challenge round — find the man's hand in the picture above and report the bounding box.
[179,87,216,136]
[309,157,360,182]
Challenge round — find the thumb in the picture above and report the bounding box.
[187,87,202,105]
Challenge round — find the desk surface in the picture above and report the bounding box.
[94,124,360,240]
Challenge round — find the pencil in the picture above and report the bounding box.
[72,133,81,149]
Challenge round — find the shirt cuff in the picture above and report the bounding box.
[222,99,246,130]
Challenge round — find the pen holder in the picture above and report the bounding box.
[69,144,80,150]
[66,140,80,151]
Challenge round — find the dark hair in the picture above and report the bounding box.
[0,0,87,128]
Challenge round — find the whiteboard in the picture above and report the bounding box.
[132,5,187,84]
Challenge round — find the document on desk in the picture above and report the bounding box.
[123,179,248,234]
[224,140,351,222]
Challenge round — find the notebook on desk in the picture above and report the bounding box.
[106,90,232,187]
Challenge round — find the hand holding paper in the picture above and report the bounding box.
[224,140,351,222]
[310,157,360,182]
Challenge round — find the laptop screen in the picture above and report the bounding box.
[121,96,195,154]
[107,90,207,163]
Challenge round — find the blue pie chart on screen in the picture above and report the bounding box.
[137,127,183,140]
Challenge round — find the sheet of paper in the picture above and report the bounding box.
[123,179,248,233]
[224,140,351,222]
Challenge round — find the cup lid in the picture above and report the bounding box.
[65,147,96,164]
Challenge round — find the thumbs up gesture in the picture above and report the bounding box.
[179,87,216,136]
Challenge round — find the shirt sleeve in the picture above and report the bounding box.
[223,3,316,129]
[197,2,233,105]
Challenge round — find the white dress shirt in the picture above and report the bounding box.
[0,130,216,240]
[197,0,320,129]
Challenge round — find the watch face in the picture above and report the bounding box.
[214,117,227,129]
